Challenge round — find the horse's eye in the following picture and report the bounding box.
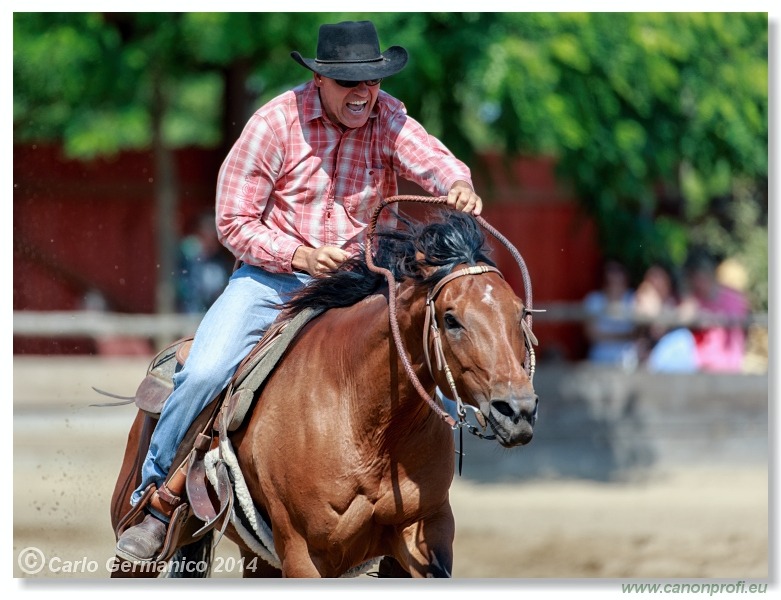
[443,312,462,330]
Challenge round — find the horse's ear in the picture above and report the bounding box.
[415,251,438,279]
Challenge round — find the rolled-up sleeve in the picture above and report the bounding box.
[215,112,302,273]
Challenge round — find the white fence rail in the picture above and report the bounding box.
[13,311,203,339]
[13,305,768,340]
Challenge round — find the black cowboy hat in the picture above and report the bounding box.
[291,20,408,81]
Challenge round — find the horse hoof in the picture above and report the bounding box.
[115,513,167,562]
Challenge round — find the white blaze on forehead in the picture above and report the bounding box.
[481,284,496,307]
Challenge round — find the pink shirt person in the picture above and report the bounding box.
[685,257,750,373]
[216,80,472,274]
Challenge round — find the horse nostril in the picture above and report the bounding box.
[491,400,514,418]
[491,397,538,425]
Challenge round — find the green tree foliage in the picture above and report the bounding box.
[466,13,767,306]
[14,12,768,308]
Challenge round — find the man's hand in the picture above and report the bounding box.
[293,245,351,276]
[446,180,483,216]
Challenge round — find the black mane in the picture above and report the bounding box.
[281,211,495,316]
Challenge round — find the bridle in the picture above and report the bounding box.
[364,195,543,449]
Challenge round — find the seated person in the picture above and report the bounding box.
[583,260,637,367]
[680,254,749,373]
[634,264,697,373]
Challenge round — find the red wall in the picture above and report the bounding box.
[13,144,225,354]
[14,146,600,358]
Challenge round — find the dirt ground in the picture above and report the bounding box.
[12,357,770,582]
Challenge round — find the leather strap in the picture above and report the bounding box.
[149,481,182,516]
[187,434,218,524]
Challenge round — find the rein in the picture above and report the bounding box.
[364,196,542,440]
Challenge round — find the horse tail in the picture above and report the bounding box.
[165,533,214,578]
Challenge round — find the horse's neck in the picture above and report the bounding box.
[350,282,441,439]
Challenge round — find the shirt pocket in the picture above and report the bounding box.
[343,158,385,222]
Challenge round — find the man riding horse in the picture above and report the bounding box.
[116,19,483,563]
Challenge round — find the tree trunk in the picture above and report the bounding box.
[221,58,254,156]
[151,69,179,328]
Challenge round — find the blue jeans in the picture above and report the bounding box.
[131,265,311,508]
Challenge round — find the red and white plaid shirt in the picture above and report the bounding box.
[216,80,472,273]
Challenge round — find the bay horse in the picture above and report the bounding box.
[109,198,539,578]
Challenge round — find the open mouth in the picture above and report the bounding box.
[487,412,534,448]
[346,100,368,113]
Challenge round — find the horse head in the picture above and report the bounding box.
[411,214,538,448]
[429,268,539,446]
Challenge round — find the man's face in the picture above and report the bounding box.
[315,75,380,129]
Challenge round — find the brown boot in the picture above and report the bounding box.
[115,513,167,562]
[115,466,185,563]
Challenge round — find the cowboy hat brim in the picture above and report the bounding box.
[290,45,408,81]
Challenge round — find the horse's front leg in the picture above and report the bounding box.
[270,521,323,577]
[397,503,455,578]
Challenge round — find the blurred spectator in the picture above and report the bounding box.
[715,257,749,293]
[634,264,697,373]
[176,212,233,314]
[679,253,750,373]
[715,257,767,374]
[583,260,638,369]
[635,264,677,328]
